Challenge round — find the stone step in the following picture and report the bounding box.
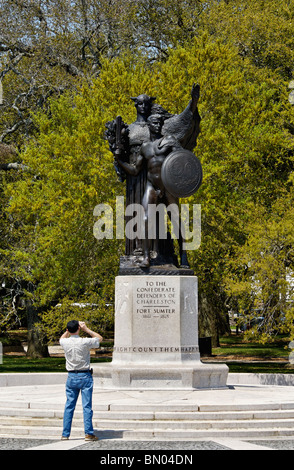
[0,407,154,420]
[108,402,294,412]
[155,409,294,420]
[2,400,294,412]
[122,427,294,440]
[1,415,294,431]
[2,406,294,421]
[1,425,294,440]
[2,400,294,440]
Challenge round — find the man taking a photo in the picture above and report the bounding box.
[60,320,103,441]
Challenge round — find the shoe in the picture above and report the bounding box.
[61,436,69,440]
[85,434,99,441]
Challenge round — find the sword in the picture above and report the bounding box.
[115,115,123,158]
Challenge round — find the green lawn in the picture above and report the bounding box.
[0,334,293,374]
[212,334,290,359]
[208,334,293,374]
[225,362,293,373]
[0,356,111,373]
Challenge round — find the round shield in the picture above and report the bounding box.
[161,149,202,198]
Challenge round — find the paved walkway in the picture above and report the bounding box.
[1,377,294,410]
[2,436,294,451]
[1,376,294,450]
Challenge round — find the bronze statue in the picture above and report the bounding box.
[105,84,202,273]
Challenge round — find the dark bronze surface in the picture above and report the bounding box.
[161,149,202,198]
[104,84,202,272]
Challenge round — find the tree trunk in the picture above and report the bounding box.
[198,291,230,347]
[25,298,49,358]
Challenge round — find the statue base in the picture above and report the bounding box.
[92,362,228,390]
[118,255,194,276]
[93,275,228,390]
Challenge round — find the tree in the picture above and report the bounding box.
[2,0,294,146]
[0,143,29,333]
[0,0,203,146]
[0,0,143,146]
[2,88,120,353]
[2,1,294,348]
[3,30,294,346]
[224,194,294,342]
[159,36,294,344]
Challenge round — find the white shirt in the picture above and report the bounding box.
[60,335,100,371]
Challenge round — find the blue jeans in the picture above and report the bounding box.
[62,372,94,437]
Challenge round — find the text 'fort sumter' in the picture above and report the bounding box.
[135,280,177,319]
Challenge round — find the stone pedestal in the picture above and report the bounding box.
[93,275,228,390]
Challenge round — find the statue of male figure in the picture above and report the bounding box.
[116,114,190,268]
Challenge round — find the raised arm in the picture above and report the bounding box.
[79,322,103,342]
[191,83,200,113]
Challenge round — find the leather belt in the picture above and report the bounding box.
[68,369,92,374]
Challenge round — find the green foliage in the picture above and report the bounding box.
[199,0,294,80]
[41,295,114,343]
[225,195,294,342]
[1,1,294,344]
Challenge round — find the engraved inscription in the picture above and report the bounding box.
[135,279,177,318]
